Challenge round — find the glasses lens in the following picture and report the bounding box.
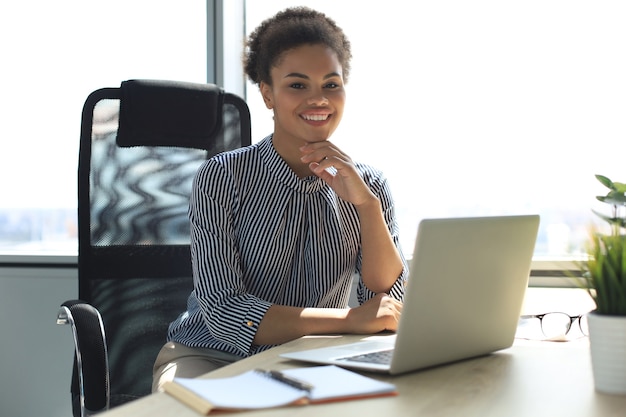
[540,313,572,338]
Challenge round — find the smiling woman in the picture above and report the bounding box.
[152,6,407,392]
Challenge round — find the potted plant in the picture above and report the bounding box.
[577,174,626,395]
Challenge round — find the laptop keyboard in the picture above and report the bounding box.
[338,349,394,364]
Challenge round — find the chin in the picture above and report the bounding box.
[306,137,331,143]
[305,130,336,143]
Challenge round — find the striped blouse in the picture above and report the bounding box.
[167,135,408,357]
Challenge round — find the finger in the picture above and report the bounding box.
[308,162,336,184]
[301,148,342,165]
[300,141,347,161]
[311,154,350,172]
[381,295,403,312]
[390,297,403,308]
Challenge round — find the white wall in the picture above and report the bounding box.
[0,267,76,417]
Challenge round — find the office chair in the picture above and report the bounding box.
[57,79,251,417]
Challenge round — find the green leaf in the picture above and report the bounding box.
[596,174,614,190]
[602,190,626,205]
[592,209,615,224]
[613,182,626,193]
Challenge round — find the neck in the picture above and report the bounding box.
[271,133,312,178]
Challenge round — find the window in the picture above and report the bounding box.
[0,0,206,255]
[244,1,626,260]
[3,1,625,268]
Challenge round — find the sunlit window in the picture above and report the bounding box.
[0,0,206,254]
[3,1,625,265]
[245,0,626,258]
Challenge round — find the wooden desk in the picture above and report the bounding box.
[99,333,626,417]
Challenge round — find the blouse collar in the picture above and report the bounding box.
[258,135,327,194]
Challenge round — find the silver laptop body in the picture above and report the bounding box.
[280,215,540,375]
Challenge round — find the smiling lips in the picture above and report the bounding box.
[301,113,330,121]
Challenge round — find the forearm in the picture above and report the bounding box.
[253,293,403,346]
[252,304,351,346]
[356,196,404,294]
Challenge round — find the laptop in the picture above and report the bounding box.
[280,214,540,374]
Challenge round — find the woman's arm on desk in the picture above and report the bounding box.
[253,293,402,346]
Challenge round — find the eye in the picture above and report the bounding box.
[289,83,306,89]
[324,81,342,89]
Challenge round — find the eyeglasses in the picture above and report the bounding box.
[520,312,589,338]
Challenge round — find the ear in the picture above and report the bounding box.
[260,81,274,110]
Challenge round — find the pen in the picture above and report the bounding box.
[256,369,315,393]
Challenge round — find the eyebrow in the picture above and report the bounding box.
[283,72,341,80]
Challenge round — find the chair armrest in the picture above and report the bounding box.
[57,300,110,417]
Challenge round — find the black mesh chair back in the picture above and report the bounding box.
[61,79,251,416]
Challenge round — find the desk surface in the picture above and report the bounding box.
[101,336,626,417]
[100,289,626,417]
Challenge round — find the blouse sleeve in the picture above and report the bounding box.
[355,168,409,304]
[188,159,272,356]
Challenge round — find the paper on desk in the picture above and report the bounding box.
[172,371,306,410]
[165,365,397,414]
[281,365,397,403]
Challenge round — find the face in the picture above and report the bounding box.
[260,44,346,153]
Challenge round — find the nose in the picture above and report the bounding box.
[307,94,329,106]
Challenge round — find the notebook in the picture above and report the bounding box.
[280,214,540,375]
[163,365,397,414]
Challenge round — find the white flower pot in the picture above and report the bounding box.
[587,312,626,395]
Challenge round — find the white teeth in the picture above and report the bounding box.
[302,114,329,121]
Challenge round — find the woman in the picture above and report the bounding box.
[152,6,408,391]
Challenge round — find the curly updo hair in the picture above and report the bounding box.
[243,7,352,86]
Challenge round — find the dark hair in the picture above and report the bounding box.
[243,6,352,86]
